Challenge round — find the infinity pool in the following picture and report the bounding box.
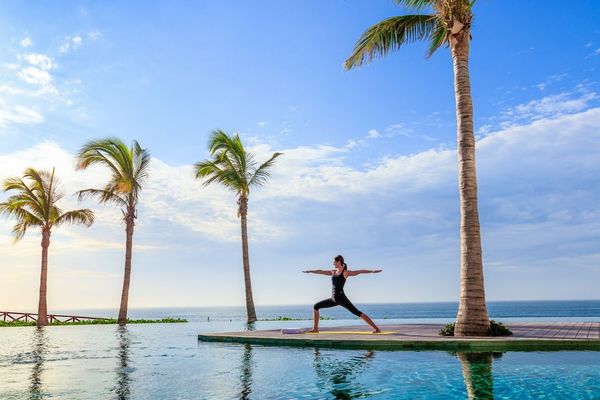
[1,321,598,399]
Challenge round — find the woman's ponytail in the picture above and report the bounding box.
[334,255,347,270]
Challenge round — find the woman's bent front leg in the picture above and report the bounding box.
[311,298,337,333]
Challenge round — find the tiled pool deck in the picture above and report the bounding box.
[198,322,600,351]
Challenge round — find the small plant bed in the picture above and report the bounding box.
[438,320,512,336]
[260,316,334,321]
[0,317,187,327]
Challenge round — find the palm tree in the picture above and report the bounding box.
[345,0,490,335]
[0,167,94,326]
[195,130,282,323]
[76,137,150,326]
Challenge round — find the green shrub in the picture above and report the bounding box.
[489,320,512,336]
[439,323,455,336]
[438,320,513,336]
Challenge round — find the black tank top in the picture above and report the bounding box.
[331,270,346,295]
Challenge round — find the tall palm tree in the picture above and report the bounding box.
[195,130,282,323]
[76,137,150,326]
[345,0,490,335]
[0,167,94,326]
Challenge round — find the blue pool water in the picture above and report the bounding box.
[1,301,599,399]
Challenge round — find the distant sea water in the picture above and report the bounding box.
[58,299,600,323]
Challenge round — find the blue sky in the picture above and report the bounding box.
[0,1,599,311]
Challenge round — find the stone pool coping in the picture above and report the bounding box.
[198,322,600,351]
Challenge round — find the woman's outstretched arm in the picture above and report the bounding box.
[345,269,382,277]
[303,269,333,275]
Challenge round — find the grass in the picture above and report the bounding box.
[0,317,187,327]
[260,316,334,321]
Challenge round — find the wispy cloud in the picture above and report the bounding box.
[23,53,56,70]
[59,36,83,53]
[494,87,598,130]
[20,37,32,48]
[367,129,381,139]
[88,30,102,40]
[0,101,44,128]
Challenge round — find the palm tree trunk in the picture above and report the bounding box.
[118,211,135,326]
[451,30,491,336]
[239,196,257,323]
[37,229,50,327]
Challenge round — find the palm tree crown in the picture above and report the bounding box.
[344,0,474,68]
[195,130,282,214]
[0,167,94,239]
[76,137,150,216]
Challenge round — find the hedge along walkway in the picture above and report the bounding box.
[198,322,600,351]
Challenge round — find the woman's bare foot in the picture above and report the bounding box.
[372,329,381,334]
[308,329,319,333]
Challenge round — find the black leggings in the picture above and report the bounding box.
[314,294,363,317]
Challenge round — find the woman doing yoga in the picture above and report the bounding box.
[303,255,382,333]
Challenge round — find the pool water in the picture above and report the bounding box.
[1,320,598,399]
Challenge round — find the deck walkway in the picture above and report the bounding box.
[198,322,600,351]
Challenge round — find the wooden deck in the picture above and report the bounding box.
[198,322,600,351]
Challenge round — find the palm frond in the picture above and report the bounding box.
[56,209,95,227]
[194,160,245,192]
[77,137,129,177]
[394,0,436,10]
[0,202,43,225]
[344,14,437,69]
[1,177,45,216]
[77,188,128,207]
[197,130,281,199]
[133,140,151,186]
[21,168,49,217]
[427,19,448,57]
[249,152,283,188]
[11,221,30,242]
[77,137,149,211]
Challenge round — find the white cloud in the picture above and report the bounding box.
[23,53,56,70]
[0,102,44,128]
[0,84,25,95]
[514,92,597,116]
[498,90,598,129]
[367,129,381,139]
[20,37,32,48]
[88,30,102,40]
[257,121,267,127]
[59,36,83,53]
[18,66,52,85]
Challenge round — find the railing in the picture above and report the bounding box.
[1,311,107,323]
